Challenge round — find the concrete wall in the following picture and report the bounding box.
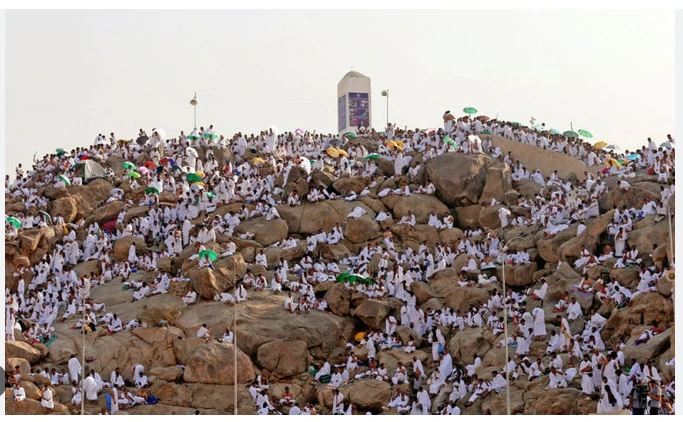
[337,72,371,135]
[487,134,604,181]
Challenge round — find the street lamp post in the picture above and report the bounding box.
[190,93,198,130]
[495,232,529,416]
[381,90,389,129]
[234,305,238,416]
[81,283,86,416]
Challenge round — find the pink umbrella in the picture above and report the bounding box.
[423,128,437,134]
[139,166,150,175]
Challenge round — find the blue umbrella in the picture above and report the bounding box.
[627,153,640,161]
[660,141,673,149]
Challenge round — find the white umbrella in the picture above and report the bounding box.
[298,156,311,175]
[149,181,164,193]
[110,188,124,196]
[151,128,166,141]
[190,184,204,191]
[186,147,199,158]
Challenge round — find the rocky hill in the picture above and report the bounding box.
[5,133,675,415]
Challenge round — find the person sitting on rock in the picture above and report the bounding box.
[278,386,296,407]
[182,287,198,305]
[386,390,411,413]
[576,275,594,293]
[196,323,211,340]
[13,384,27,407]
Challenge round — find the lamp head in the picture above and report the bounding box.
[381,90,388,97]
[190,93,198,106]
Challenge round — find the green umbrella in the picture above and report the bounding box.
[309,159,316,165]
[204,133,218,140]
[343,132,357,139]
[550,129,560,135]
[145,186,160,195]
[122,161,137,170]
[127,171,141,179]
[57,174,71,186]
[578,129,593,138]
[186,173,202,183]
[463,107,478,115]
[336,273,351,283]
[198,250,218,262]
[443,137,457,147]
[378,131,386,136]
[364,153,380,160]
[563,131,579,139]
[6,216,21,228]
[511,122,520,126]
[56,148,66,156]
[205,192,215,199]
[39,211,52,224]
[187,133,201,140]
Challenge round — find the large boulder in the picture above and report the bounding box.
[381,194,450,225]
[256,339,310,378]
[454,204,484,229]
[351,299,390,329]
[344,217,381,244]
[623,327,672,362]
[448,327,492,363]
[324,283,351,316]
[17,229,43,254]
[495,262,538,287]
[50,196,78,223]
[480,162,512,204]
[627,219,674,262]
[439,227,465,246]
[183,342,255,385]
[235,217,289,247]
[192,267,235,300]
[73,259,101,278]
[441,286,492,313]
[332,176,368,195]
[523,387,595,415]
[277,202,340,235]
[5,340,42,364]
[85,200,125,225]
[341,379,392,411]
[409,281,438,305]
[149,366,184,382]
[112,236,146,262]
[426,153,492,207]
[536,224,577,264]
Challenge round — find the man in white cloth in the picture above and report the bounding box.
[68,354,82,384]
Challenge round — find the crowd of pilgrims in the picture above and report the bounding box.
[5,114,675,415]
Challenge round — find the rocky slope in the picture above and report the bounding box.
[5,137,675,415]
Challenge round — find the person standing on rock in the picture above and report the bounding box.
[68,353,82,384]
[531,306,546,340]
[579,354,596,399]
[83,371,99,403]
[556,315,572,353]
[498,207,511,228]
[332,388,344,415]
[41,385,54,413]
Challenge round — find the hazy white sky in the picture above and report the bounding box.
[5,9,675,173]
